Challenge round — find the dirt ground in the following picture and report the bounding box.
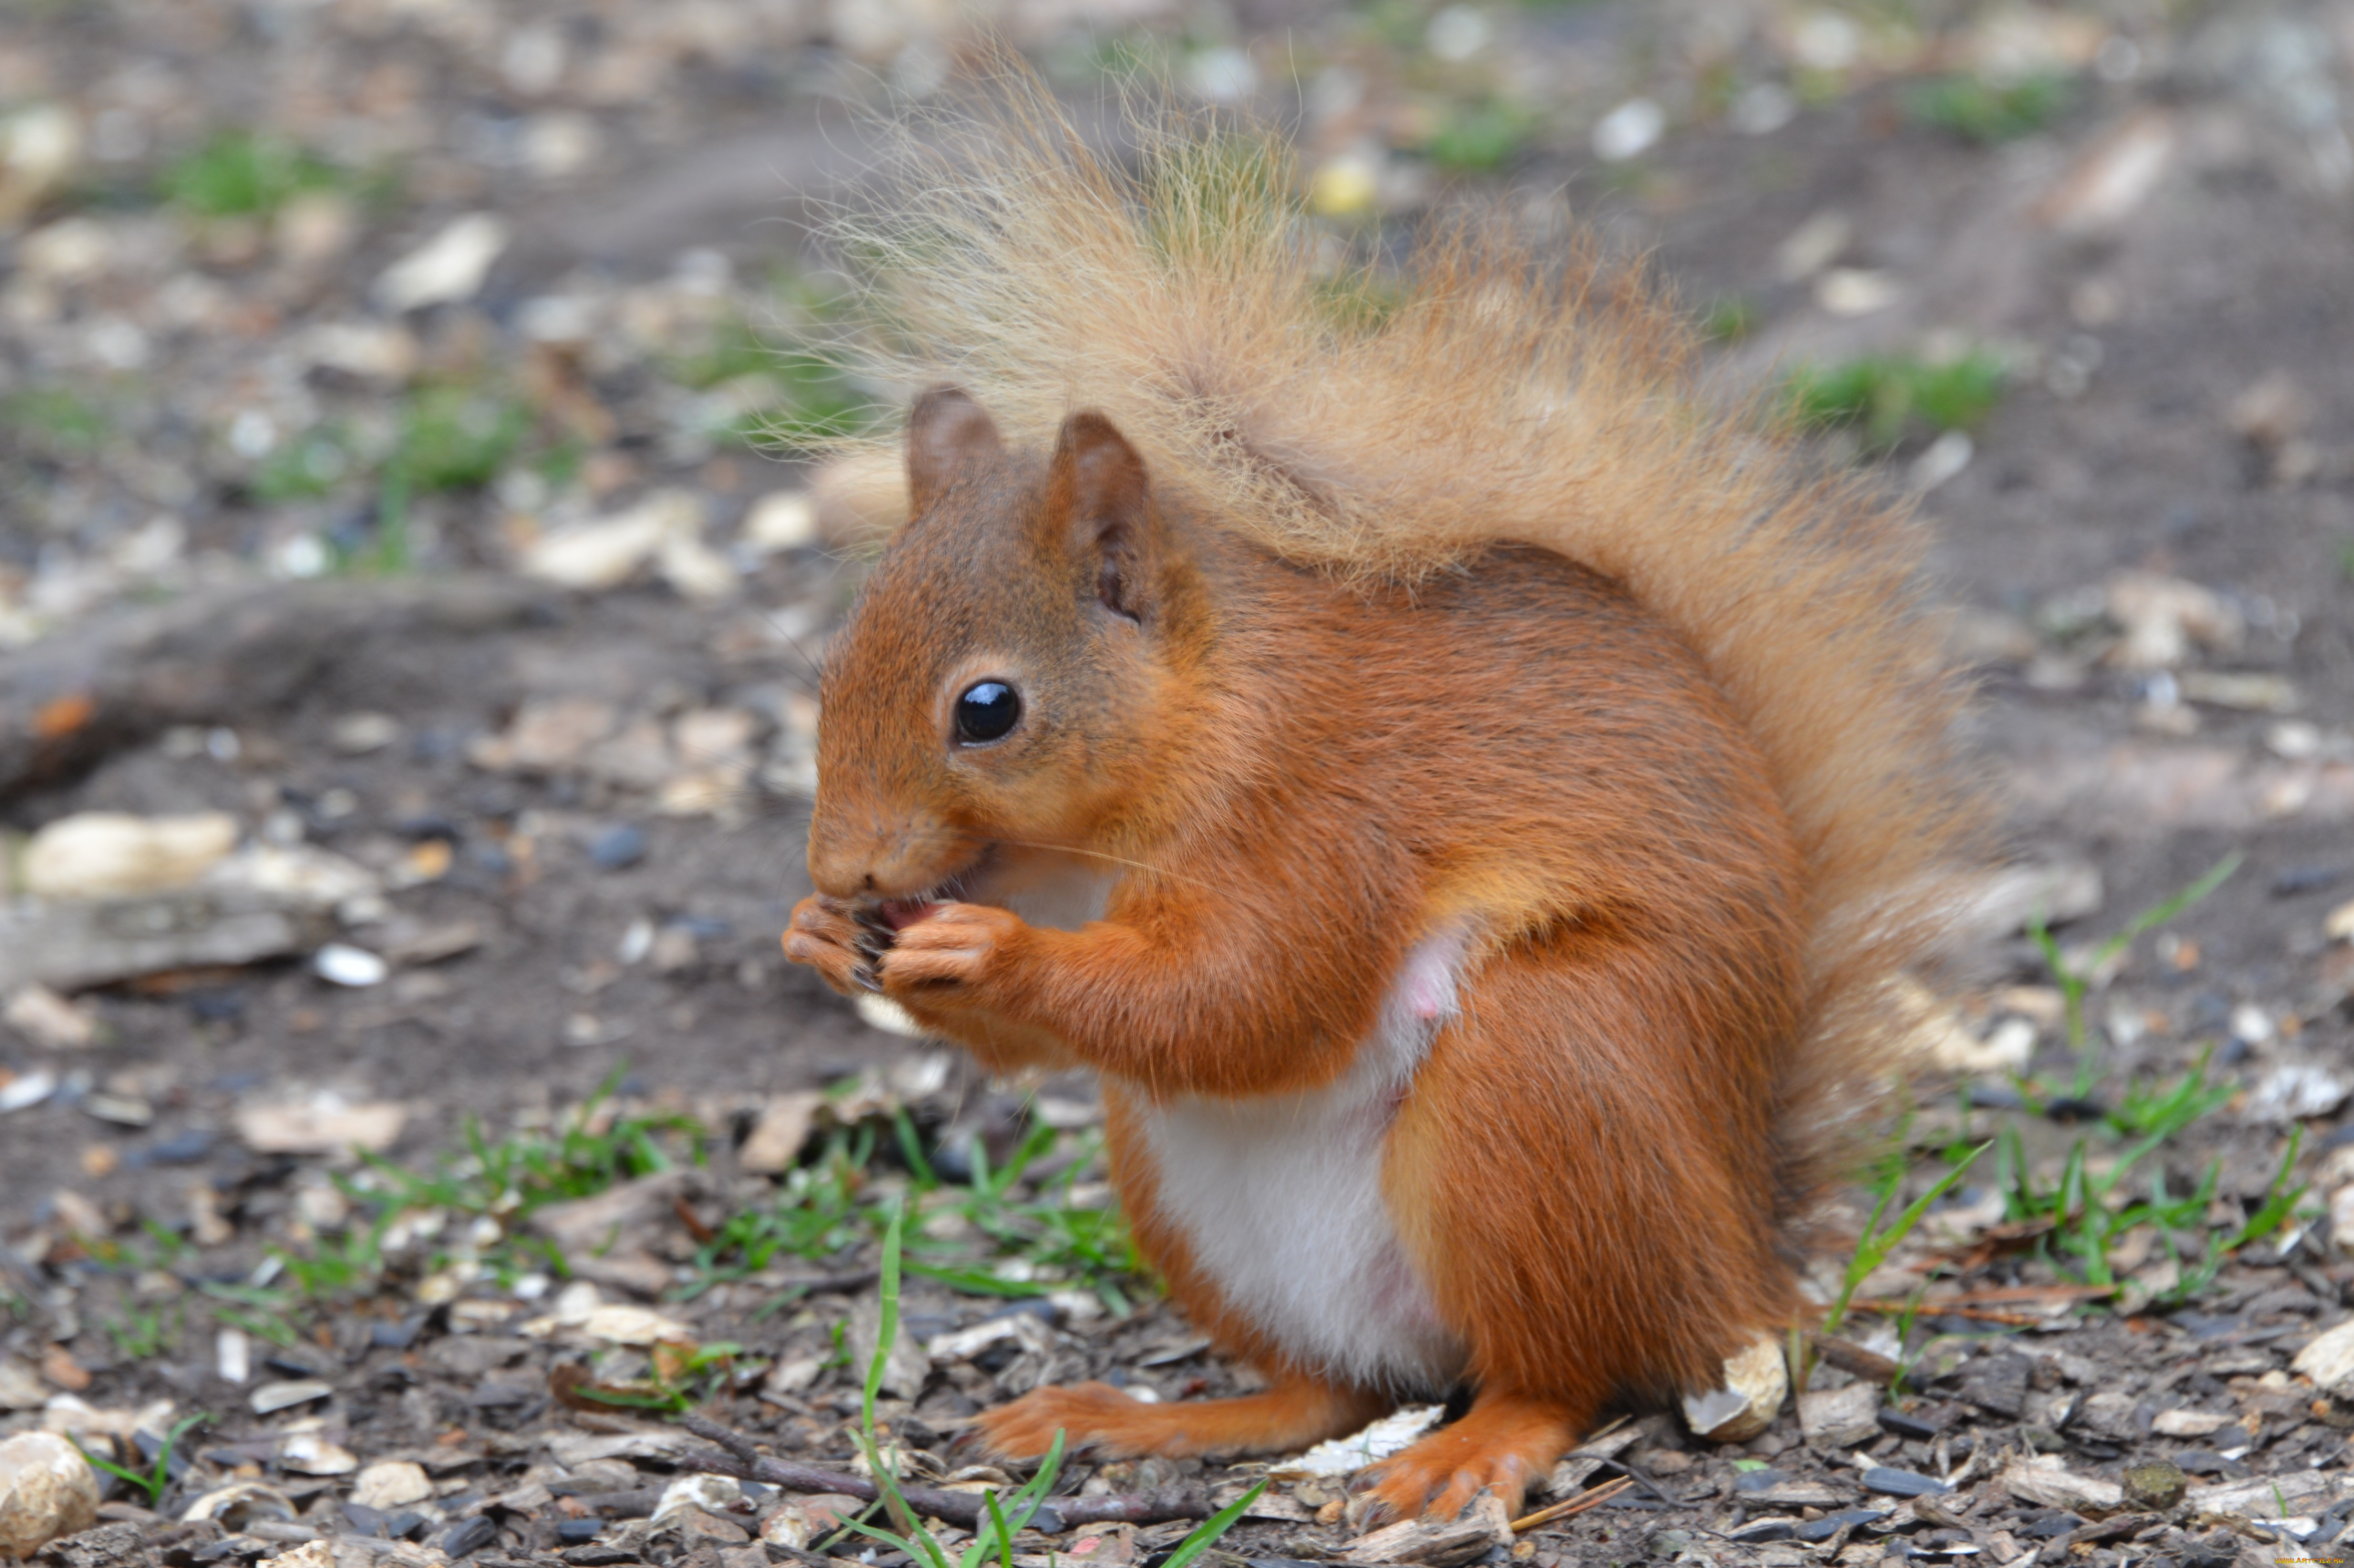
[4,2,2354,1566]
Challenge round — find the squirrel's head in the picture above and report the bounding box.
[805,387,1206,905]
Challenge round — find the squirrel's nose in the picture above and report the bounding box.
[806,798,956,902]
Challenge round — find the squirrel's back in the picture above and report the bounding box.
[825,63,1984,1222]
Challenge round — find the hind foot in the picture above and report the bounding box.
[1350,1391,1577,1525]
[973,1377,1388,1462]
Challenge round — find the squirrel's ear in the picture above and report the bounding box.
[906,386,1002,514]
[1047,411,1153,622]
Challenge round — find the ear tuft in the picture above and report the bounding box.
[906,386,1003,514]
[1049,411,1153,621]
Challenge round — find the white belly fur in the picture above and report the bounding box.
[1133,925,1472,1393]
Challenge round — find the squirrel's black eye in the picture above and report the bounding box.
[954,680,1021,744]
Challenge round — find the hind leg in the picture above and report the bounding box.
[1364,935,1798,1521]
[974,1375,1388,1461]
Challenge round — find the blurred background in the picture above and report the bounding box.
[2,0,2354,1501]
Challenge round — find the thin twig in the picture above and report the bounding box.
[1509,1476,1634,1533]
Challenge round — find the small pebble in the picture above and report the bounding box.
[1862,1467,1949,1497]
[440,1514,497,1556]
[343,1502,387,1538]
[331,713,402,755]
[0,1070,59,1113]
[1795,1510,1886,1544]
[1733,1469,1790,1493]
[136,1129,215,1165]
[555,1518,603,1544]
[1876,1408,1940,1442]
[313,944,388,987]
[249,1378,333,1415]
[369,1319,423,1351]
[587,823,647,871]
[1730,1520,1795,1543]
[215,1328,249,1385]
[0,1431,104,1559]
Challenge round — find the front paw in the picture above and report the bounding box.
[782,895,868,995]
[877,901,1028,997]
[969,1382,1162,1461]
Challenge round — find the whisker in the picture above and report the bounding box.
[871,826,1224,896]
[758,608,832,688]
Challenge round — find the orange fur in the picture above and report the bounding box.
[781,60,1984,1519]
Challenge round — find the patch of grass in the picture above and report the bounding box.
[159,131,343,219]
[101,1299,183,1361]
[1700,294,1758,344]
[1981,857,2315,1306]
[570,1339,746,1415]
[684,1124,879,1300]
[5,386,110,460]
[366,381,533,571]
[2029,853,2239,1098]
[260,1060,1143,1333]
[1423,98,1537,172]
[200,1287,303,1351]
[252,427,356,504]
[253,1065,700,1305]
[1802,1134,1987,1390]
[1992,1076,2308,1305]
[1784,350,2007,452]
[841,1209,1260,1568]
[676,283,873,455]
[74,1414,204,1508]
[1905,73,2072,145]
[899,1121,1138,1316]
[684,1112,1139,1315]
[393,384,529,493]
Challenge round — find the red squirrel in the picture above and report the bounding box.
[781,76,1979,1524]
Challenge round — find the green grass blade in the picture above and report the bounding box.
[1160,1479,1267,1568]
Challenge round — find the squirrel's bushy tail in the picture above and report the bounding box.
[826,61,1985,1221]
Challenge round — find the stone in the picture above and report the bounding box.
[277,1431,355,1476]
[522,492,702,593]
[2002,1456,2123,1515]
[23,812,238,898]
[4,985,96,1049]
[2151,1408,2231,1437]
[740,491,817,553]
[1957,1353,2031,1418]
[1861,1468,1948,1498]
[249,1380,333,1415]
[2184,1470,2330,1521]
[312,944,388,987]
[2291,1317,2354,1397]
[1798,1381,1881,1448]
[0,1431,103,1559]
[737,1092,823,1174]
[1685,1333,1788,1442]
[0,1356,45,1410]
[375,213,508,313]
[2122,1460,2186,1511]
[235,1101,407,1155]
[653,1475,741,1528]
